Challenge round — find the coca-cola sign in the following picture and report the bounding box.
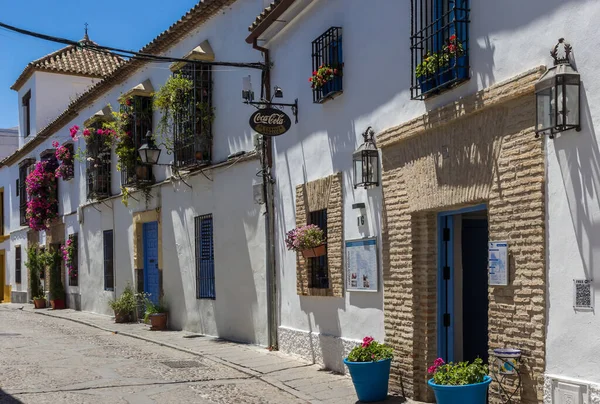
[249,107,292,137]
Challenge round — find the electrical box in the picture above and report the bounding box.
[551,379,589,404]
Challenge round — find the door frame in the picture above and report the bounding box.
[142,221,160,304]
[437,203,487,362]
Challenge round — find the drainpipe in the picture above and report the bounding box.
[253,39,278,350]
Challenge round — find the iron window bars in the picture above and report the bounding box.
[86,125,112,200]
[173,64,213,168]
[121,96,154,187]
[68,234,78,286]
[312,27,343,104]
[309,209,329,289]
[18,158,35,226]
[410,0,470,100]
[15,246,21,284]
[103,230,114,291]
[61,144,75,181]
[195,214,215,299]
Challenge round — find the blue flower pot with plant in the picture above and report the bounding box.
[416,52,440,95]
[427,357,491,404]
[344,336,393,402]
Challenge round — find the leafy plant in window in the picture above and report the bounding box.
[61,235,77,280]
[415,53,440,79]
[25,160,59,231]
[52,141,74,180]
[285,224,327,258]
[309,64,342,89]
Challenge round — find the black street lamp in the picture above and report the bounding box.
[353,126,379,189]
[535,38,581,138]
[138,131,161,165]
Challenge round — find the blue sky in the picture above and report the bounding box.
[0,0,201,129]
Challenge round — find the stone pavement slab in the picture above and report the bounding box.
[2,303,425,403]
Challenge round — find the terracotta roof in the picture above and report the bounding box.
[11,37,125,91]
[248,0,284,32]
[2,0,236,166]
[246,0,296,43]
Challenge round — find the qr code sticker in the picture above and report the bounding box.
[574,279,593,309]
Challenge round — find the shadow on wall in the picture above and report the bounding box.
[553,83,600,290]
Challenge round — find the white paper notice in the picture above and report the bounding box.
[345,238,378,292]
[489,241,508,286]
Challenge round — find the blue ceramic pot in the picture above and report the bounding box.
[344,358,391,402]
[428,375,492,404]
[418,75,436,94]
[439,55,468,86]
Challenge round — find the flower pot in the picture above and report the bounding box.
[149,312,168,331]
[418,75,436,94]
[50,299,65,310]
[33,298,46,309]
[428,375,492,404]
[114,311,131,323]
[135,165,149,180]
[439,55,468,87]
[301,244,327,258]
[343,358,391,402]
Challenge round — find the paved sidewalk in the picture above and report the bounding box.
[2,304,421,404]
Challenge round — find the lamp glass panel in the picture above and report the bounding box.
[368,153,379,183]
[565,82,580,127]
[353,154,363,186]
[537,87,553,132]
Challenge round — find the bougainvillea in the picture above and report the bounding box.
[26,159,59,231]
[61,235,77,278]
[53,141,74,180]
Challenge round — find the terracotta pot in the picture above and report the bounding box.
[33,298,46,309]
[114,311,131,323]
[50,299,65,310]
[149,313,168,331]
[135,165,149,179]
[301,244,327,258]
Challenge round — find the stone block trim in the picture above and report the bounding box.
[295,173,343,297]
[380,71,546,403]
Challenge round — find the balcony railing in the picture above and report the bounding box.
[312,27,343,104]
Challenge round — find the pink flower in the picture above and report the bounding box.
[434,358,445,367]
[428,365,437,374]
[83,128,91,137]
[97,129,104,135]
[52,140,59,148]
[362,336,374,347]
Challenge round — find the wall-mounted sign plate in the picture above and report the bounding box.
[489,241,508,286]
[573,279,593,310]
[345,237,378,292]
[249,107,291,137]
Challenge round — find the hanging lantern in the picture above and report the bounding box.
[535,38,581,138]
[353,127,379,189]
[138,131,161,165]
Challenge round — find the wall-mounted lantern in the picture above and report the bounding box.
[353,126,379,189]
[138,131,161,165]
[535,38,581,138]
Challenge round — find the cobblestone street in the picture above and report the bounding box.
[0,306,415,404]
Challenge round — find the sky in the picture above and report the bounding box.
[0,0,202,129]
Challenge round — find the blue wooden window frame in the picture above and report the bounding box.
[195,214,215,299]
[103,230,114,291]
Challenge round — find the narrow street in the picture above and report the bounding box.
[0,308,306,403]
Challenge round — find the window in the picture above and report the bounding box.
[22,91,31,137]
[103,230,114,290]
[173,64,213,168]
[40,150,59,217]
[86,122,111,200]
[195,214,215,299]
[312,27,343,104]
[410,0,470,99]
[0,188,4,236]
[58,143,75,181]
[309,209,329,289]
[68,234,78,286]
[18,159,35,226]
[15,246,21,284]
[121,96,153,186]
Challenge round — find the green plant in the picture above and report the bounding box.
[154,74,193,143]
[429,357,488,386]
[309,64,342,89]
[415,53,440,79]
[33,295,46,300]
[143,296,168,322]
[47,249,64,300]
[109,284,137,315]
[25,248,44,300]
[285,224,326,252]
[347,336,394,362]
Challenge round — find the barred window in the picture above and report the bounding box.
[86,122,111,200]
[173,64,213,168]
[195,214,215,299]
[410,0,470,99]
[15,246,22,284]
[120,96,153,186]
[309,209,329,289]
[68,234,79,286]
[103,230,114,291]
[311,27,343,104]
[18,159,35,226]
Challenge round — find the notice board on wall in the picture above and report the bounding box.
[345,238,378,292]
[489,241,508,286]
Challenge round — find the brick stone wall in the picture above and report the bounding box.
[295,172,343,297]
[380,67,546,403]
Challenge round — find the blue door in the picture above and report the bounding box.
[143,221,160,305]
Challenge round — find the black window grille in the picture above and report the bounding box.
[60,143,75,181]
[103,230,114,291]
[18,159,35,226]
[120,96,153,186]
[410,0,470,100]
[309,209,329,289]
[195,214,215,299]
[87,124,112,200]
[15,246,21,284]
[40,150,59,218]
[312,27,343,104]
[22,91,31,137]
[173,64,213,168]
[68,234,78,286]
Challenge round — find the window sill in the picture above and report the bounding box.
[315,89,343,104]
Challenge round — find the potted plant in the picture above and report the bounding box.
[310,64,342,98]
[108,284,136,323]
[427,357,491,404]
[33,295,47,309]
[440,34,467,84]
[47,250,65,310]
[415,52,439,93]
[144,297,168,331]
[285,224,326,258]
[26,248,45,308]
[343,336,394,402]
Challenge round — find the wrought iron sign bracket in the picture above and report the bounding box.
[245,98,298,124]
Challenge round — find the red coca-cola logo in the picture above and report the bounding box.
[249,107,291,137]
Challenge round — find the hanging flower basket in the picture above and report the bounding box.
[301,243,327,258]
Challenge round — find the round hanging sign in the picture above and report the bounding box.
[249,107,292,137]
